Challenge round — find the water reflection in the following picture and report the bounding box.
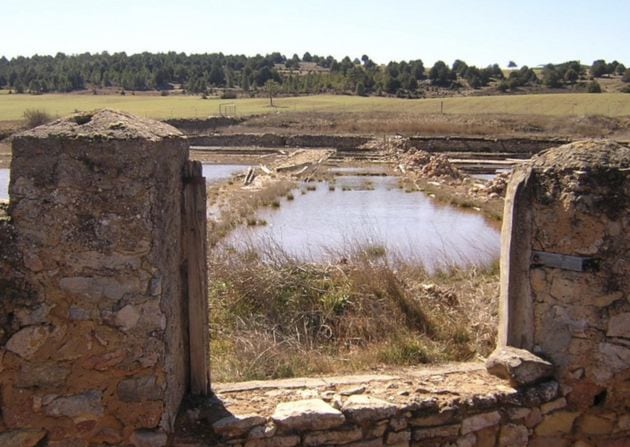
[225,175,500,272]
[202,164,250,184]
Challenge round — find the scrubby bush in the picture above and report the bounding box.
[23,109,53,128]
[587,81,602,93]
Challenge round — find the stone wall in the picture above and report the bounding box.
[1,111,627,447]
[499,139,630,444]
[0,110,190,446]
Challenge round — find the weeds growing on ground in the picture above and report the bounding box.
[209,242,499,382]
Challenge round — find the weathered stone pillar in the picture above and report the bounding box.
[499,140,630,412]
[0,110,189,445]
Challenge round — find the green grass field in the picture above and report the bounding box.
[0,91,629,122]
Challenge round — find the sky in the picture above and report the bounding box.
[2,0,629,67]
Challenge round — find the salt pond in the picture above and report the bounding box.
[225,174,500,272]
[202,164,250,184]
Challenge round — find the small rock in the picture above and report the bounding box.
[523,381,559,406]
[212,414,266,438]
[272,399,345,432]
[342,394,398,423]
[0,429,47,447]
[247,423,276,439]
[486,346,554,386]
[540,397,567,414]
[115,304,140,331]
[6,325,53,359]
[340,385,366,396]
[44,390,104,422]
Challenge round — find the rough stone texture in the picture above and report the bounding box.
[461,411,502,434]
[5,325,53,359]
[130,429,169,447]
[486,346,554,386]
[0,429,47,447]
[272,399,345,431]
[0,110,189,444]
[342,395,398,423]
[43,390,104,423]
[303,427,363,446]
[212,414,266,438]
[535,411,580,436]
[497,423,528,447]
[498,139,630,443]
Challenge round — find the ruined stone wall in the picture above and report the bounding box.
[499,139,630,445]
[0,110,190,446]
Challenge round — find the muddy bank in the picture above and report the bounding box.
[189,133,372,150]
[188,133,578,155]
[163,116,244,134]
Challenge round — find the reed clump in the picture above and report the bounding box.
[209,243,499,382]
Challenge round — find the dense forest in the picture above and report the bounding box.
[0,51,628,96]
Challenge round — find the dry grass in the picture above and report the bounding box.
[209,244,499,382]
[230,110,630,140]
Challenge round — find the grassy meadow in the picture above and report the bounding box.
[0,91,629,122]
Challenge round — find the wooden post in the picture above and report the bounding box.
[182,160,209,395]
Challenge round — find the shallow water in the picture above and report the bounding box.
[202,164,250,184]
[225,175,500,272]
[0,169,8,200]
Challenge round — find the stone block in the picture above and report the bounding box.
[386,430,411,444]
[114,304,141,331]
[410,411,457,427]
[412,424,460,440]
[6,325,53,359]
[523,381,559,406]
[303,427,363,446]
[44,390,104,423]
[342,394,398,423]
[244,435,300,447]
[272,399,345,432]
[578,413,615,435]
[212,414,267,439]
[498,423,528,447]
[0,429,47,447]
[540,397,567,414]
[461,411,501,435]
[117,375,163,402]
[16,362,70,388]
[389,416,408,431]
[534,411,579,436]
[486,346,554,387]
[528,438,569,447]
[130,429,168,447]
[607,313,630,338]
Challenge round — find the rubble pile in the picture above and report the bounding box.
[484,172,510,197]
[418,154,462,179]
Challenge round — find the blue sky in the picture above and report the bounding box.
[2,0,628,67]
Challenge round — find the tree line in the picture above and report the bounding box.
[0,52,627,96]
